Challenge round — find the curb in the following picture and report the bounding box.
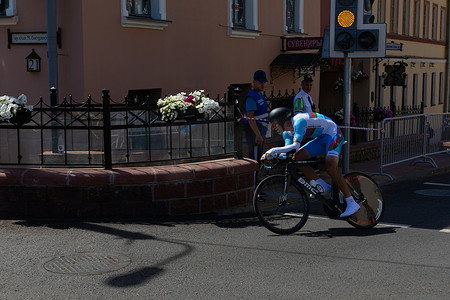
[377,164,450,187]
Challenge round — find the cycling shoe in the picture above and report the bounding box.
[340,201,360,218]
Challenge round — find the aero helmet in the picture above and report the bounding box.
[268,107,292,129]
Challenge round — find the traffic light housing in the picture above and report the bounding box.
[363,0,375,23]
[383,62,407,86]
[329,0,386,58]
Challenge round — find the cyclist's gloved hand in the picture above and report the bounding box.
[261,152,274,161]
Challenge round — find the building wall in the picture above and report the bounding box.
[374,0,449,113]
[0,1,322,106]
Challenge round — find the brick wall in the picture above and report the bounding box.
[0,158,258,218]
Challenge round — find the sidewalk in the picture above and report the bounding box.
[349,153,450,186]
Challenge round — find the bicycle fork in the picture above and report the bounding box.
[279,174,290,206]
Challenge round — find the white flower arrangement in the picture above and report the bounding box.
[157,90,219,122]
[0,94,33,122]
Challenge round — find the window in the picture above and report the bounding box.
[423,73,428,107]
[439,72,444,104]
[232,0,246,28]
[127,0,151,17]
[378,0,386,23]
[121,0,170,30]
[423,1,430,39]
[391,86,397,107]
[286,0,295,32]
[402,75,408,107]
[0,0,7,14]
[402,0,410,35]
[378,76,384,106]
[413,0,420,37]
[285,0,304,34]
[390,0,399,34]
[413,74,418,107]
[228,0,260,38]
[0,0,18,25]
[431,72,436,106]
[432,5,438,40]
[440,8,446,41]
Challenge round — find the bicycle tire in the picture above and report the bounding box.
[253,175,309,235]
[342,172,385,229]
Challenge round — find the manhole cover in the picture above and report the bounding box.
[414,189,450,197]
[43,253,131,275]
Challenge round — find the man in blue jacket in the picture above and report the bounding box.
[243,70,269,164]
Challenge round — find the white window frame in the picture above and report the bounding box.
[121,0,170,30]
[228,0,260,39]
[439,72,444,104]
[284,0,304,35]
[0,0,18,25]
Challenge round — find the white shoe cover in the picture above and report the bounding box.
[340,201,360,218]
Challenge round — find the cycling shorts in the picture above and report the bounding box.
[302,130,344,158]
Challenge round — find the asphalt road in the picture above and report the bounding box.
[1,172,449,299]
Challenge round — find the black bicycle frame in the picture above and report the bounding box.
[282,160,342,212]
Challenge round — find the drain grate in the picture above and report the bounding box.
[43,253,131,275]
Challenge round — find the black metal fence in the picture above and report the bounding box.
[0,86,425,168]
[0,88,237,169]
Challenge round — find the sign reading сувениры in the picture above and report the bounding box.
[285,37,323,51]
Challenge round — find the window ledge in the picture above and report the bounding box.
[230,28,261,39]
[0,15,18,25]
[284,32,307,38]
[122,17,172,30]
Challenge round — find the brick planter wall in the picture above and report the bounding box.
[0,158,258,218]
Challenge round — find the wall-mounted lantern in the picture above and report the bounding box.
[26,49,41,72]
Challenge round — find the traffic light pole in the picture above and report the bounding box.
[343,52,352,174]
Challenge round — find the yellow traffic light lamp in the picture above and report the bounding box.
[337,10,355,28]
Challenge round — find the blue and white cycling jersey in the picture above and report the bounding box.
[265,112,344,159]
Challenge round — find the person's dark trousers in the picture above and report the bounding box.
[244,124,264,164]
[244,124,265,187]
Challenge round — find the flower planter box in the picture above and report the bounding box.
[9,110,32,125]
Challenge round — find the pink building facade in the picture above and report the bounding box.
[0,0,324,106]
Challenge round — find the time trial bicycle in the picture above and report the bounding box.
[253,153,385,235]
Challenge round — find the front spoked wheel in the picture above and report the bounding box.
[343,172,384,229]
[253,175,309,235]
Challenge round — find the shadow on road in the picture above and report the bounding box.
[296,226,397,239]
[13,219,194,287]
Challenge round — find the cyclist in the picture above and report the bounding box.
[261,107,360,218]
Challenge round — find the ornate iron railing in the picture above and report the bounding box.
[0,88,237,169]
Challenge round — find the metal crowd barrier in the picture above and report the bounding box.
[374,114,436,180]
[424,113,450,156]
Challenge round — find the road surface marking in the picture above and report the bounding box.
[309,215,411,228]
[424,182,450,187]
[310,215,450,233]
